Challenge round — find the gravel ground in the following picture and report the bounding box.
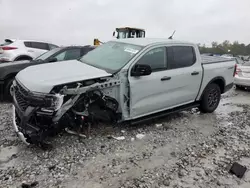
[0,88,250,188]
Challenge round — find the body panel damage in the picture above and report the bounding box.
[11,74,129,146]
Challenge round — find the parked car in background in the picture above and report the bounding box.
[0,39,58,63]
[0,45,96,100]
[10,38,236,146]
[234,61,250,89]
[234,57,245,65]
[238,55,250,61]
[202,53,214,56]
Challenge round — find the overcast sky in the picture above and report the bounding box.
[0,0,249,46]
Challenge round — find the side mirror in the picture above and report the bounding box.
[48,57,57,62]
[113,31,115,37]
[131,64,152,77]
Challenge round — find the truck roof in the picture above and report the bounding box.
[110,38,194,47]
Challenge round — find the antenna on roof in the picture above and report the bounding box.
[168,30,176,39]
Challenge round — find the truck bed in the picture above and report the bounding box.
[201,55,234,64]
[196,55,235,101]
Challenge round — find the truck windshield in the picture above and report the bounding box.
[35,48,61,61]
[80,41,142,73]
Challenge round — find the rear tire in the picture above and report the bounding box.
[199,83,221,113]
[4,78,14,102]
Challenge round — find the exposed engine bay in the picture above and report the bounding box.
[11,76,125,148]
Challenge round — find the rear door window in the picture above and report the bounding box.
[24,42,32,48]
[168,46,196,69]
[29,42,49,50]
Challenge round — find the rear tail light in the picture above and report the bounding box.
[234,64,242,77]
[1,46,18,50]
[233,64,237,77]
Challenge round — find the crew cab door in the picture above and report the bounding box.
[128,45,202,119]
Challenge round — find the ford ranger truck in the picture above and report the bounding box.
[11,38,236,146]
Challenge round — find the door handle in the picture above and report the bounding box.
[191,71,199,75]
[161,76,171,81]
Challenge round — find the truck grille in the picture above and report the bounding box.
[14,81,29,111]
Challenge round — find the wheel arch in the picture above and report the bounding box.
[14,55,33,61]
[199,76,226,100]
[4,72,18,84]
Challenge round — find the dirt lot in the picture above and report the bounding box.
[0,87,250,188]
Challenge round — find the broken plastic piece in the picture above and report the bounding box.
[155,123,163,128]
[65,128,86,138]
[136,134,145,139]
[109,136,125,140]
[229,162,247,178]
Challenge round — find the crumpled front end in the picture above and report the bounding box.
[11,79,64,145]
[11,77,121,146]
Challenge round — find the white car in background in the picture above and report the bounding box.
[234,61,250,89]
[0,39,58,63]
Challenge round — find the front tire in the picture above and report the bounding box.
[199,83,221,113]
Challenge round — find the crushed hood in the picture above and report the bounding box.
[16,60,111,93]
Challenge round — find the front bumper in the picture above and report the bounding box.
[12,105,30,145]
[11,80,57,145]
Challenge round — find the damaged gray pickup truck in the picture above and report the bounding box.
[11,38,236,147]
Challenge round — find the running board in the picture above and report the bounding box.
[129,102,200,125]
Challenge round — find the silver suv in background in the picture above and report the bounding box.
[0,39,58,63]
[234,61,250,88]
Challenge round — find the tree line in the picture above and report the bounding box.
[198,40,250,56]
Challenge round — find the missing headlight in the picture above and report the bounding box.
[41,94,64,112]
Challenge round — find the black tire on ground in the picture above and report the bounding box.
[4,78,14,101]
[199,83,221,113]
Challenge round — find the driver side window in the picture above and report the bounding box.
[54,51,66,61]
[54,48,81,61]
[137,47,167,72]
